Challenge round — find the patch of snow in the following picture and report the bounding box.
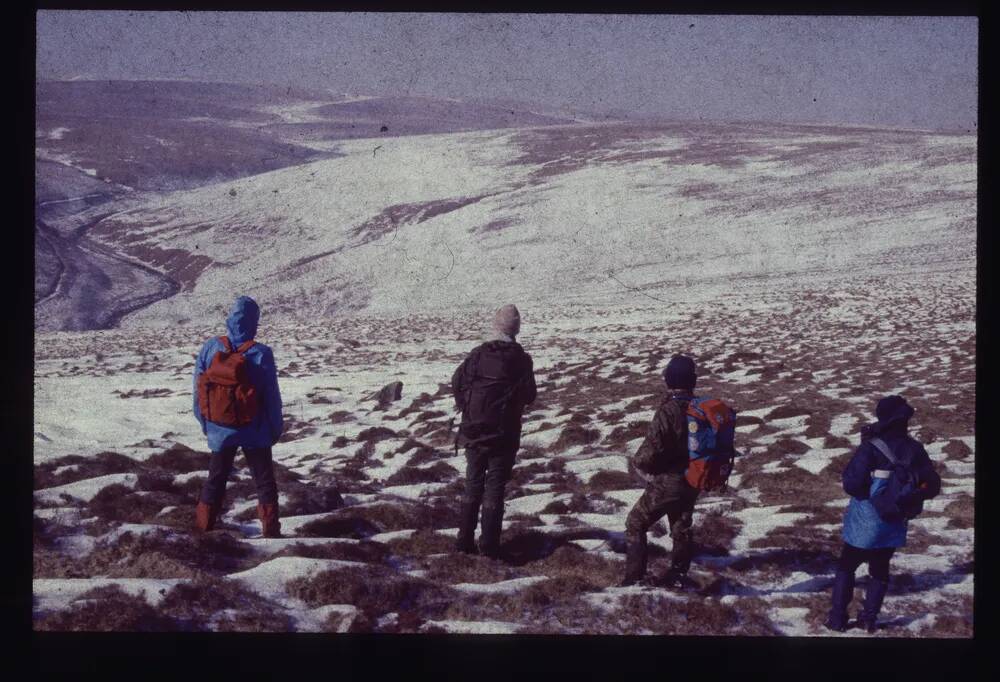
[33,578,187,613]
[369,528,416,543]
[505,491,570,515]
[452,576,549,594]
[730,506,810,551]
[34,473,139,504]
[768,606,815,637]
[382,482,448,500]
[227,557,363,596]
[564,455,629,480]
[422,619,522,634]
[295,604,359,633]
[792,448,849,474]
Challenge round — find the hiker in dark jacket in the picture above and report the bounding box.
[824,395,941,633]
[622,355,701,587]
[451,304,537,558]
[192,296,284,537]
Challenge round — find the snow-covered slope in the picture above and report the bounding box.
[82,121,975,328]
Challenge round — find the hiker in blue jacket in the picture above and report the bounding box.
[824,395,941,633]
[192,296,284,537]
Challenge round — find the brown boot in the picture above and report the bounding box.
[257,502,281,538]
[195,501,219,532]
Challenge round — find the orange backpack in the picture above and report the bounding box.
[197,336,259,427]
[685,397,738,491]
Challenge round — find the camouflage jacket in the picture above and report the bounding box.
[632,392,692,476]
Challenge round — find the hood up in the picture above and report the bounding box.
[225,296,260,346]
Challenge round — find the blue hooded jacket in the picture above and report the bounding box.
[193,296,283,452]
[840,399,941,549]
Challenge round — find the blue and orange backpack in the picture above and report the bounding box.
[685,397,738,491]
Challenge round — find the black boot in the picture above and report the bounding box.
[455,501,479,554]
[620,535,648,586]
[478,502,503,559]
[824,569,855,632]
[857,578,889,634]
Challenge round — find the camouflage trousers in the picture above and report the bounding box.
[624,472,699,581]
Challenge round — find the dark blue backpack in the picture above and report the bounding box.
[869,437,925,523]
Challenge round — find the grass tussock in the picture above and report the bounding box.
[525,545,622,588]
[143,443,210,473]
[553,424,602,450]
[271,540,391,564]
[587,470,639,492]
[695,510,741,553]
[739,464,842,506]
[160,576,294,632]
[748,524,841,555]
[356,426,400,443]
[610,593,782,636]
[384,529,455,557]
[286,565,456,627]
[944,495,974,529]
[88,486,184,524]
[421,552,528,584]
[384,461,459,486]
[35,585,178,632]
[34,451,140,490]
[35,528,258,580]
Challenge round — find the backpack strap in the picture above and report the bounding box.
[221,336,255,354]
[870,437,899,467]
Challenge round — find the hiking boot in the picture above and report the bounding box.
[257,502,281,538]
[455,538,478,555]
[855,616,878,634]
[858,578,889,634]
[478,539,502,560]
[825,568,855,634]
[822,616,848,633]
[661,569,698,590]
[479,503,504,557]
[622,538,648,587]
[456,501,479,554]
[195,501,220,532]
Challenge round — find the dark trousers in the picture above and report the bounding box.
[199,445,278,507]
[837,543,894,582]
[828,543,895,627]
[456,443,516,554]
[624,473,699,580]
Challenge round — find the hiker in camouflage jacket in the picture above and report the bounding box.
[622,354,700,587]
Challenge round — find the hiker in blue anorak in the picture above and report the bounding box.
[824,395,941,633]
[192,296,284,537]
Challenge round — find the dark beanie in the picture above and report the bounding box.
[875,395,914,426]
[663,354,697,390]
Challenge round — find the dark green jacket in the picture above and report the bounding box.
[632,392,692,476]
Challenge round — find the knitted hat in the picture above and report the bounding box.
[875,395,914,426]
[662,354,697,390]
[493,304,521,337]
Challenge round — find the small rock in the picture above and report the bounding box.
[369,381,403,409]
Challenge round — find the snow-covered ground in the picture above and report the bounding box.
[34,118,975,636]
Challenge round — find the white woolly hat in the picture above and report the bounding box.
[493,304,521,337]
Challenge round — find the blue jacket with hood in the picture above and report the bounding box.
[193,297,283,452]
[840,406,941,550]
